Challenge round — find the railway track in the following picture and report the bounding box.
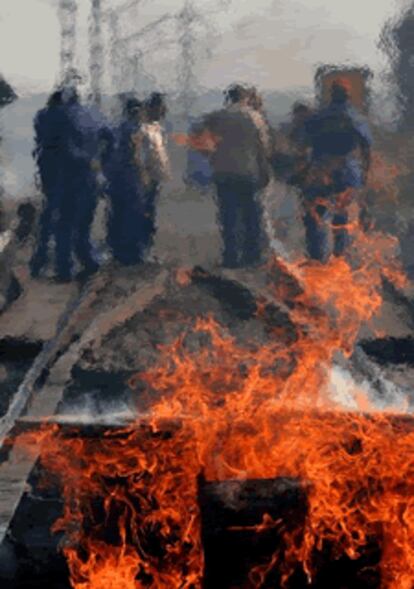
[0,265,169,545]
[0,261,411,586]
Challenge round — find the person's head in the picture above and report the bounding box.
[223,83,251,107]
[292,101,312,122]
[47,90,63,108]
[61,85,79,105]
[330,79,351,104]
[124,97,144,122]
[145,92,167,122]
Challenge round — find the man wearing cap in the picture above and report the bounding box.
[303,79,372,263]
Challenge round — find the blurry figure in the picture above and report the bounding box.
[55,86,104,280]
[190,83,270,268]
[31,87,105,281]
[15,202,37,244]
[272,101,313,186]
[29,90,68,278]
[287,102,313,186]
[186,138,213,189]
[136,92,170,257]
[245,86,273,158]
[289,102,313,150]
[302,80,372,263]
[104,96,146,266]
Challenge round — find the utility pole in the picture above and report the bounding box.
[58,0,78,85]
[130,49,144,91]
[89,0,104,105]
[108,11,122,93]
[177,0,198,117]
[176,0,233,117]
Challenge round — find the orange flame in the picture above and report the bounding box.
[171,131,221,153]
[14,216,412,588]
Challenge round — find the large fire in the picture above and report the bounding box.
[15,219,412,588]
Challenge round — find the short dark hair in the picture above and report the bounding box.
[47,90,63,107]
[292,101,312,117]
[224,83,250,105]
[125,97,143,115]
[330,81,349,104]
[145,92,167,121]
[148,92,165,107]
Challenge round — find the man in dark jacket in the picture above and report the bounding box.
[303,80,372,263]
[103,96,146,266]
[54,87,104,280]
[191,84,270,268]
[29,90,68,278]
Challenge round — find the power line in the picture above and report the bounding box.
[89,0,104,104]
[112,13,176,47]
[58,0,78,84]
[102,0,148,19]
[103,0,234,98]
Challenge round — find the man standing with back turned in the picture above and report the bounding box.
[191,84,270,268]
[30,90,68,278]
[303,79,372,263]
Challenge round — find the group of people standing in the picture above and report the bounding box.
[186,78,372,267]
[30,87,169,282]
[29,76,372,282]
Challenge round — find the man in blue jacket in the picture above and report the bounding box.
[103,96,146,266]
[303,80,372,263]
[54,87,104,280]
[30,90,68,278]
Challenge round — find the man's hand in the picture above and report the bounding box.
[335,187,354,210]
[90,159,101,173]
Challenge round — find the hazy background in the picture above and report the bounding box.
[0,0,408,95]
[0,0,409,198]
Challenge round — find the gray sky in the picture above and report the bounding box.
[0,0,408,96]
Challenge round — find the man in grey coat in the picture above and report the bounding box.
[191,84,270,268]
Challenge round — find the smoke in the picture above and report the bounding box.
[328,361,409,413]
[57,389,138,425]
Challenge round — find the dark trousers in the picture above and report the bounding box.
[55,172,98,279]
[215,175,263,268]
[141,182,158,252]
[108,204,144,266]
[107,176,145,266]
[303,201,351,264]
[30,200,57,276]
[30,160,63,277]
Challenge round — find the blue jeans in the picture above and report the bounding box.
[303,200,351,264]
[55,170,98,279]
[30,158,64,276]
[30,200,58,276]
[141,182,158,252]
[107,173,145,266]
